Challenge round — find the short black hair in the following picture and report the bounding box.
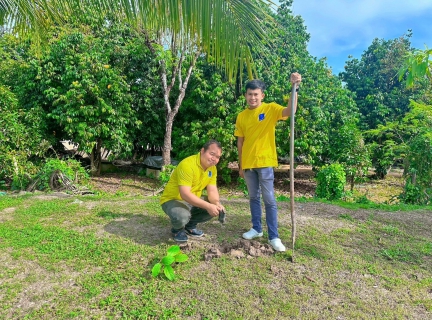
[203,139,222,151]
[245,79,266,92]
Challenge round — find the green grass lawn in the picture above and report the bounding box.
[0,193,431,319]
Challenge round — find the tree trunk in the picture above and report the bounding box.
[162,112,176,165]
[143,30,200,166]
[96,138,102,176]
[90,148,96,176]
[90,138,102,176]
[159,52,200,165]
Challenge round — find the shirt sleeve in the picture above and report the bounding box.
[234,114,244,137]
[274,103,288,121]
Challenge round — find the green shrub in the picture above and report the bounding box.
[316,163,346,200]
[398,134,432,205]
[159,165,176,185]
[34,158,89,191]
[398,182,422,205]
[0,151,39,190]
[237,177,248,196]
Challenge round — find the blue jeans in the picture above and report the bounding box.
[244,167,279,240]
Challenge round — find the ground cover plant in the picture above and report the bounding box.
[0,171,431,319]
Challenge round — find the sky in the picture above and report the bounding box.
[281,0,432,74]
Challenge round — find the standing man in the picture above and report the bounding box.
[160,140,225,242]
[234,73,302,251]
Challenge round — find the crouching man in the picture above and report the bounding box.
[160,140,225,242]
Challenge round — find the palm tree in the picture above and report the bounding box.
[1,0,275,164]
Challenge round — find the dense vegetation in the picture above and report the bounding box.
[0,0,431,204]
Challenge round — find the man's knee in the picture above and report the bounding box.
[170,207,191,225]
[162,201,191,227]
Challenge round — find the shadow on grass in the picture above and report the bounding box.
[103,213,171,246]
[102,208,254,249]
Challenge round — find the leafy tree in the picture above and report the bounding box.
[32,31,137,175]
[2,0,277,166]
[259,0,368,184]
[0,85,45,187]
[173,0,369,189]
[341,34,420,131]
[341,34,428,178]
[370,101,432,204]
[399,47,432,87]
[395,49,432,204]
[172,59,240,182]
[89,20,165,160]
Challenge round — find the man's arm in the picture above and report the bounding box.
[237,136,245,178]
[179,185,220,217]
[282,92,298,118]
[207,184,225,212]
[282,72,302,118]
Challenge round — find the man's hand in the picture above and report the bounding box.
[239,168,244,178]
[216,203,225,213]
[290,72,302,86]
[206,203,221,217]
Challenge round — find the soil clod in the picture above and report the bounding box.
[204,239,274,260]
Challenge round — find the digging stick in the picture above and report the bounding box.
[289,83,297,262]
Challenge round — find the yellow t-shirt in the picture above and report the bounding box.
[234,102,286,169]
[160,152,217,205]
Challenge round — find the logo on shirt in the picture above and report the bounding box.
[259,113,265,121]
[208,171,212,177]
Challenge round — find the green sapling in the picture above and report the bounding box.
[151,245,188,281]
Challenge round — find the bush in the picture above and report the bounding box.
[159,165,176,185]
[398,134,432,205]
[0,151,39,190]
[316,163,346,200]
[34,158,89,191]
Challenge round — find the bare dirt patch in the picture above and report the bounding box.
[88,166,405,203]
[0,249,83,319]
[179,239,275,261]
[0,207,16,222]
[89,173,159,196]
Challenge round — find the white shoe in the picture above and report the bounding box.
[269,238,286,252]
[242,228,263,240]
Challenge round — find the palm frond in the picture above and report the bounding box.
[1,0,276,79]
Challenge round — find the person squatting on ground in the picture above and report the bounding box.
[234,73,302,252]
[160,140,226,242]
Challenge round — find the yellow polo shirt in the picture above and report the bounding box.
[234,102,287,170]
[160,152,217,205]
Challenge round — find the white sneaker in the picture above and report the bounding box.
[269,238,286,252]
[242,228,263,240]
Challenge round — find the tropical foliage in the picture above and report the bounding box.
[0,0,430,205]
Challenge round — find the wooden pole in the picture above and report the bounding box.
[289,83,297,262]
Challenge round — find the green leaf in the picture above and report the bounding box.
[161,255,175,266]
[174,253,189,263]
[164,265,175,281]
[151,263,162,277]
[166,245,181,256]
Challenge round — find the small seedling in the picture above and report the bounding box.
[151,245,189,281]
